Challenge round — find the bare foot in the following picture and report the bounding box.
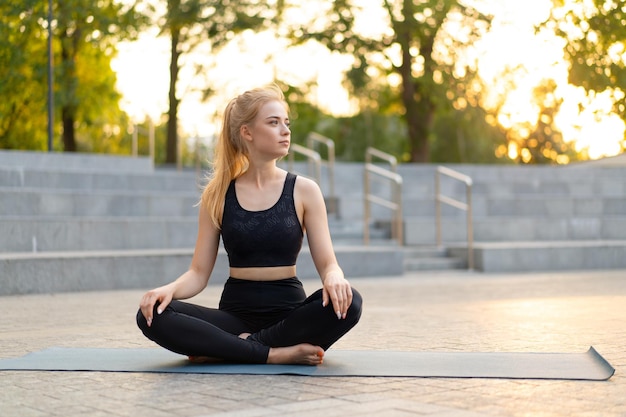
[267,344,325,365]
[187,356,224,364]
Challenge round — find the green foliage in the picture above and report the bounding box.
[547,0,626,129]
[0,1,50,150]
[522,79,582,164]
[0,0,147,152]
[431,105,506,164]
[550,0,626,91]
[499,79,581,164]
[161,0,279,164]
[326,112,409,162]
[54,0,147,151]
[282,81,409,162]
[282,0,493,162]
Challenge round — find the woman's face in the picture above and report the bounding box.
[243,100,291,159]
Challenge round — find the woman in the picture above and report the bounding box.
[137,84,362,365]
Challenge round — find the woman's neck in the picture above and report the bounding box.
[240,162,283,187]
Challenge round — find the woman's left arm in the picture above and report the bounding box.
[296,177,353,319]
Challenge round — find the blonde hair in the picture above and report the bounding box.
[201,84,288,228]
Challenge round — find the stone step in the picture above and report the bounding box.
[5,161,626,199]
[404,256,467,271]
[291,162,626,196]
[396,163,626,182]
[447,240,626,272]
[402,246,467,271]
[345,195,626,220]
[5,184,623,219]
[0,166,200,193]
[3,239,622,294]
[0,187,199,217]
[5,212,626,253]
[0,150,154,172]
[0,216,198,252]
[0,216,391,252]
[0,245,405,295]
[404,216,626,244]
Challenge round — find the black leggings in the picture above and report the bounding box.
[136,277,362,364]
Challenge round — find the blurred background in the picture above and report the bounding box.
[2,0,625,167]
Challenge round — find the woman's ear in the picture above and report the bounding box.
[240,124,253,142]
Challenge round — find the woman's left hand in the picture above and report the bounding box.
[322,273,353,320]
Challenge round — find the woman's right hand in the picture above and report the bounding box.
[139,283,175,327]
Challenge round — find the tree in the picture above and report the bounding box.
[54,0,145,152]
[0,0,145,152]
[284,0,491,162]
[498,78,581,164]
[0,0,49,150]
[546,0,626,149]
[159,0,280,165]
[430,76,506,164]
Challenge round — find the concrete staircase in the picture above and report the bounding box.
[0,151,402,295]
[290,161,626,272]
[397,164,626,272]
[2,150,625,294]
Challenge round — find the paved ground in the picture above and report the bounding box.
[0,269,624,417]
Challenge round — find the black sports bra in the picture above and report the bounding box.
[221,173,303,268]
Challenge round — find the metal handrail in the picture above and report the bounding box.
[287,143,322,185]
[363,147,403,245]
[307,132,337,214]
[435,166,474,270]
[130,119,155,161]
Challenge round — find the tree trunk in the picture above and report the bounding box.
[60,27,79,153]
[398,35,432,162]
[406,96,433,163]
[396,0,435,163]
[61,106,76,152]
[166,28,181,165]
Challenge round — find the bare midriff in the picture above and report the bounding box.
[229,265,297,281]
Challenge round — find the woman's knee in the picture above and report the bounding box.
[348,288,363,321]
[136,308,149,332]
[136,300,171,332]
[136,305,160,333]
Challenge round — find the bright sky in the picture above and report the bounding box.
[111,0,624,160]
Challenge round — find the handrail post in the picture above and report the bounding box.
[466,183,474,270]
[363,165,371,245]
[363,147,403,246]
[435,170,441,247]
[435,166,473,270]
[307,132,337,215]
[288,143,322,185]
[394,178,403,244]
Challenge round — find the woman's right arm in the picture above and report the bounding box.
[139,203,220,326]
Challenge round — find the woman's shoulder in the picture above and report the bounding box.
[293,173,324,207]
[293,173,320,191]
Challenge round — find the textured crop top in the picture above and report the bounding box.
[221,173,304,268]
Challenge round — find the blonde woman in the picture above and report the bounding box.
[137,85,362,365]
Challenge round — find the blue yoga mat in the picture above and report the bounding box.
[0,347,614,380]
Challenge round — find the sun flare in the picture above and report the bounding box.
[111,0,624,160]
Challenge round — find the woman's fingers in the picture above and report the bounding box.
[342,287,353,319]
[140,290,169,327]
[327,283,353,320]
[157,294,172,315]
[321,287,330,308]
[139,294,156,327]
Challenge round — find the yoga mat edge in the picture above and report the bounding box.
[0,346,614,381]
